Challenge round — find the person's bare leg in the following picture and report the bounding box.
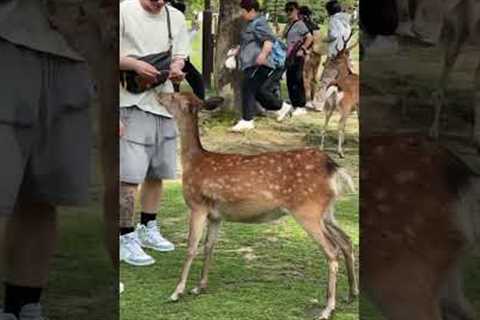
[4,200,57,287]
[140,179,163,214]
[119,182,138,230]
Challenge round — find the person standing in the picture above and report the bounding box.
[284,1,314,117]
[119,0,189,266]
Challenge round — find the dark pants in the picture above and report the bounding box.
[173,58,205,100]
[241,66,284,121]
[286,56,306,108]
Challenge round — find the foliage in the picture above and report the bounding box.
[262,0,357,25]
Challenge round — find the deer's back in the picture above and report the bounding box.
[182,148,338,211]
[361,135,471,295]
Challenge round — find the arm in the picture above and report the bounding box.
[170,13,190,82]
[120,56,160,82]
[302,33,314,50]
[256,40,273,66]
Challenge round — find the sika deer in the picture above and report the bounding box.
[318,74,359,159]
[156,92,358,320]
[312,33,356,112]
[362,134,479,320]
[430,0,480,149]
[304,31,328,105]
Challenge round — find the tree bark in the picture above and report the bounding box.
[215,0,245,109]
[46,0,119,269]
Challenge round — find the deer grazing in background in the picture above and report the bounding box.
[362,134,479,320]
[156,92,358,320]
[430,0,480,150]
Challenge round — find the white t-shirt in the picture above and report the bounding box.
[120,0,190,117]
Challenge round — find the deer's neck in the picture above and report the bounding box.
[178,112,205,171]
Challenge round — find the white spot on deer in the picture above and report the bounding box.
[296,172,302,177]
[374,189,387,200]
[306,165,314,170]
[374,146,385,155]
[394,170,417,184]
[377,204,391,214]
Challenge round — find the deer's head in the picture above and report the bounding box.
[156,92,224,119]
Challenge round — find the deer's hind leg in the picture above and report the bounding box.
[324,206,358,302]
[292,202,341,320]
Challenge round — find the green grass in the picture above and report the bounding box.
[120,181,359,320]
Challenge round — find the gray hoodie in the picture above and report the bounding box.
[239,15,276,71]
[327,12,352,57]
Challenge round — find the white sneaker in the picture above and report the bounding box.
[0,310,17,320]
[229,119,254,132]
[292,107,308,117]
[136,221,175,252]
[276,102,292,121]
[18,304,45,320]
[0,304,46,320]
[119,232,155,266]
[120,282,124,294]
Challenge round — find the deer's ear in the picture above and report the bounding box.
[203,96,225,111]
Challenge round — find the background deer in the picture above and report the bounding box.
[362,134,479,320]
[319,74,359,159]
[156,92,358,320]
[429,0,480,149]
[304,31,328,106]
[312,33,355,111]
[312,36,359,158]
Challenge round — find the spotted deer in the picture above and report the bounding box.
[319,73,359,159]
[362,134,479,320]
[430,0,480,149]
[304,31,328,105]
[156,92,358,320]
[312,33,356,112]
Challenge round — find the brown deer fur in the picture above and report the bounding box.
[304,31,327,103]
[156,92,358,320]
[430,0,480,149]
[320,73,359,158]
[362,134,479,320]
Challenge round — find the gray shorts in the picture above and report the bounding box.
[0,39,93,215]
[120,107,177,184]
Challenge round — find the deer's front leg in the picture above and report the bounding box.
[170,206,208,302]
[191,218,222,295]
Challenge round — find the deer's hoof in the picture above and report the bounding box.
[190,287,204,295]
[169,293,181,302]
[338,152,345,159]
[317,308,334,320]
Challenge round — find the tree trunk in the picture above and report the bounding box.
[215,0,245,110]
[46,0,118,269]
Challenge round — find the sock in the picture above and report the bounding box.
[120,227,134,235]
[140,212,156,226]
[4,283,42,316]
